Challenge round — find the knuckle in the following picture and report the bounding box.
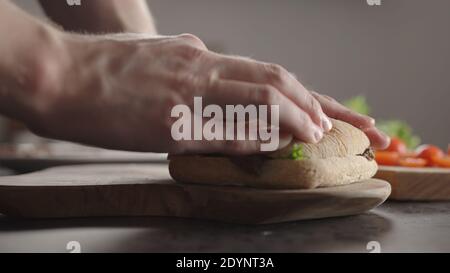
[264,63,287,85]
[311,91,337,104]
[323,94,337,103]
[177,43,205,61]
[309,96,323,113]
[257,85,279,105]
[310,90,320,98]
[177,33,207,49]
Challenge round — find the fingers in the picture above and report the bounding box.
[310,91,391,149]
[213,55,331,132]
[363,127,391,150]
[161,36,328,148]
[183,139,262,155]
[203,79,324,143]
[175,33,208,50]
[203,79,279,106]
[311,91,375,130]
[177,125,294,156]
[277,94,324,143]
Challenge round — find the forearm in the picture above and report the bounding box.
[38,0,157,34]
[0,1,67,125]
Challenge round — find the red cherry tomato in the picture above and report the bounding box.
[431,156,450,168]
[416,145,444,166]
[402,151,418,158]
[398,157,428,168]
[375,151,400,166]
[384,137,407,154]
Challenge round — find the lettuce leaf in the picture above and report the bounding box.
[342,95,421,149]
[290,143,305,160]
[343,95,371,116]
[377,120,421,149]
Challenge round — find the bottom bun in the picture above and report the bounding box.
[169,155,378,189]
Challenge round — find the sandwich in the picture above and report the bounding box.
[169,119,377,189]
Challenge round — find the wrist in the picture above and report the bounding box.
[0,23,69,126]
[22,28,88,137]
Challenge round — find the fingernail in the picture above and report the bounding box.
[321,115,333,132]
[313,127,323,143]
[383,135,391,149]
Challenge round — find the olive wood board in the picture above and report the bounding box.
[0,164,391,224]
[375,166,450,201]
[0,143,168,172]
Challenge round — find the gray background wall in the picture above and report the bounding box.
[12,0,450,147]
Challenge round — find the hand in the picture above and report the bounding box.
[29,32,333,155]
[310,91,390,150]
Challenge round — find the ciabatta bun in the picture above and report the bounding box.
[169,119,377,189]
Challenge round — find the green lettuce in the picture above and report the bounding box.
[342,96,421,149]
[343,95,371,116]
[290,143,305,160]
[377,120,421,149]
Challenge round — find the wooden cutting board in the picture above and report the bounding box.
[0,143,167,172]
[0,164,391,224]
[375,166,450,201]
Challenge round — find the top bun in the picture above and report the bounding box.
[268,118,370,159]
[168,119,377,189]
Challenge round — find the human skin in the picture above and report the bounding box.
[38,0,157,34]
[0,1,389,155]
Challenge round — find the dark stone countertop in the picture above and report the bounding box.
[1,201,449,253]
[0,164,449,252]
